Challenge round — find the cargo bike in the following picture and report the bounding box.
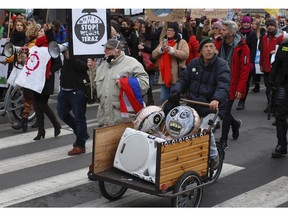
[88,99,225,207]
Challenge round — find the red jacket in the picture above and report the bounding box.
[259,31,283,73]
[214,35,223,52]
[219,35,250,100]
[186,35,200,65]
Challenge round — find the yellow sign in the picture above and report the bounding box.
[264,9,280,17]
[190,9,228,19]
[146,9,185,22]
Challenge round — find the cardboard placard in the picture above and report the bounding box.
[146,9,185,22]
[190,9,228,19]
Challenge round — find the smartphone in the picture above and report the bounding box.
[163,38,168,46]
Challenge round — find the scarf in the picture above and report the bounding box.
[35,36,52,80]
[160,39,177,87]
[240,26,252,34]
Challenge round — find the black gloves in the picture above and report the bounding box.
[168,91,181,104]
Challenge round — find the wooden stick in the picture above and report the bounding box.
[7,11,11,39]
[180,98,210,107]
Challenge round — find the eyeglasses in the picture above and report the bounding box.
[167,29,175,32]
[190,20,196,22]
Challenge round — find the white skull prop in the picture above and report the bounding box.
[133,106,165,134]
[165,106,201,138]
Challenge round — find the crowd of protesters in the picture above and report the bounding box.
[1,10,288,158]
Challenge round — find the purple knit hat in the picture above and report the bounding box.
[212,21,223,30]
[242,16,251,24]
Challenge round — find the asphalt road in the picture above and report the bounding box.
[0,83,287,210]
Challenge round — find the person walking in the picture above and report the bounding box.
[11,23,41,132]
[236,16,258,110]
[259,18,284,113]
[151,22,189,103]
[57,46,91,156]
[166,37,231,169]
[269,38,288,158]
[90,38,149,126]
[218,20,250,149]
[32,24,62,140]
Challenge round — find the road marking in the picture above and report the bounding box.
[214,176,288,207]
[0,168,90,207]
[219,163,245,178]
[75,163,245,207]
[0,118,99,150]
[0,140,93,175]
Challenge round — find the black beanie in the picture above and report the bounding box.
[198,37,215,52]
[167,22,179,34]
[266,18,277,27]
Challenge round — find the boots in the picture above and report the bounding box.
[236,100,245,110]
[31,120,38,128]
[252,83,260,93]
[12,118,28,132]
[271,143,287,158]
[33,128,46,140]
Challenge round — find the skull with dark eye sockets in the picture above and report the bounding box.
[165,106,200,139]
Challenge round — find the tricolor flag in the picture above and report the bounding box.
[119,77,145,118]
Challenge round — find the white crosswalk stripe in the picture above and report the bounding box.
[214,176,288,207]
[0,118,287,208]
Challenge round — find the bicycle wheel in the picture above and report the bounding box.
[10,87,36,122]
[98,181,128,201]
[171,171,203,207]
[208,142,225,182]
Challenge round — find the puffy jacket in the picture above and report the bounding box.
[173,54,231,118]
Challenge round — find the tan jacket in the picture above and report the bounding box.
[152,38,189,84]
[95,52,149,126]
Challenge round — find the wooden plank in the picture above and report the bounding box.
[157,134,210,190]
[93,122,134,174]
[159,163,208,189]
[161,143,208,161]
[161,135,209,153]
[158,168,207,189]
[160,156,209,176]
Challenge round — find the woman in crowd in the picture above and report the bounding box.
[32,24,62,140]
[152,22,189,103]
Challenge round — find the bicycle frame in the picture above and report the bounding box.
[0,84,24,123]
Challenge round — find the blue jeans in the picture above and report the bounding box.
[57,90,88,148]
[160,84,176,103]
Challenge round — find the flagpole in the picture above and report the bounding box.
[7,11,11,38]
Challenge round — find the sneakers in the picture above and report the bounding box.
[68,146,86,156]
[271,144,287,158]
[210,155,220,170]
[232,119,242,140]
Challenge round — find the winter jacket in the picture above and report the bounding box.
[219,33,250,100]
[259,30,283,73]
[240,28,258,63]
[173,54,231,118]
[95,51,149,126]
[152,35,189,85]
[270,40,288,87]
[186,35,200,65]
